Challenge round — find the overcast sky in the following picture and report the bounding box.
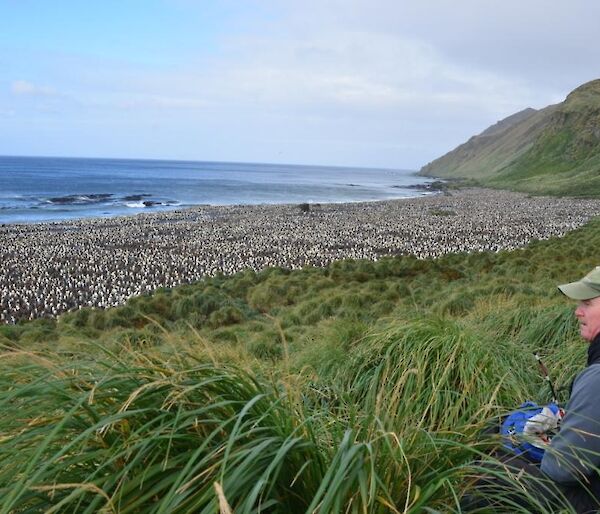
[0,0,598,169]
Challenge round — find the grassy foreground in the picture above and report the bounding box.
[2,218,600,512]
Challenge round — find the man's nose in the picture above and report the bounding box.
[576,305,585,318]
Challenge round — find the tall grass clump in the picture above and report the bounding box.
[341,317,533,432]
[0,342,495,513]
[0,347,330,513]
[0,311,584,513]
[296,318,534,510]
[517,303,580,351]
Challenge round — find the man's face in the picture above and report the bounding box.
[575,296,600,342]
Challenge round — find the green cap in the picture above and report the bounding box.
[558,266,600,300]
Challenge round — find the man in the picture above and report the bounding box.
[538,266,600,511]
[463,267,600,512]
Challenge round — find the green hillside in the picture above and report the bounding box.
[420,79,600,196]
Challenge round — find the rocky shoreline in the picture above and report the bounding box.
[2,188,600,323]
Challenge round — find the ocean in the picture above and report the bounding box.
[0,156,435,224]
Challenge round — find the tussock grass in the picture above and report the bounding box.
[343,318,528,432]
[0,346,323,513]
[0,339,474,513]
[0,316,576,512]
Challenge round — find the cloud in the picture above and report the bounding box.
[11,80,58,97]
[272,0,600,85]
[116,94,209,110]
[215,0,597,116]
[10,2,585,120]
[198,29,535,120]
[72,27,506,114]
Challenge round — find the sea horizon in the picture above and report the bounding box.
[0,155,435,224]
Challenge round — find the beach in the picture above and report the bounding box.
[2,188,600,324]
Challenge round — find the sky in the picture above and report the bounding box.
[0,0,599,169]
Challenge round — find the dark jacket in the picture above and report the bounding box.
[541,334,600,487]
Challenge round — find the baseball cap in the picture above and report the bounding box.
[558,266,600,300]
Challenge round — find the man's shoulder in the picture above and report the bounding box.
[573,363,600,390]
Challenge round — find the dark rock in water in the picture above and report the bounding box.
[48,196,74,205]
[402,181,447,192]
[123,194,151,201]
[142,200,161,207]
[48,193,113,205]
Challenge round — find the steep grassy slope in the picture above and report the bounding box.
[420,79,600,196]
[420,107,553,179]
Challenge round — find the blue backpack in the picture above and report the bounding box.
[500,401,562,462]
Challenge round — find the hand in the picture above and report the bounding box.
[523,404,564,441]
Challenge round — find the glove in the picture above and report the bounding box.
[522,403,564,448]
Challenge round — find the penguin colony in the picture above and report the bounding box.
[2,188,600,323]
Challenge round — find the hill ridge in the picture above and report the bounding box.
[420,79,600,196]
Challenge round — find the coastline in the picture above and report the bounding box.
[2,188,600,323]
[0,155,434,225]
[0,180,439,226]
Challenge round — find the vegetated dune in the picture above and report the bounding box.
[420,78,600,196]
[1,216,599,511]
